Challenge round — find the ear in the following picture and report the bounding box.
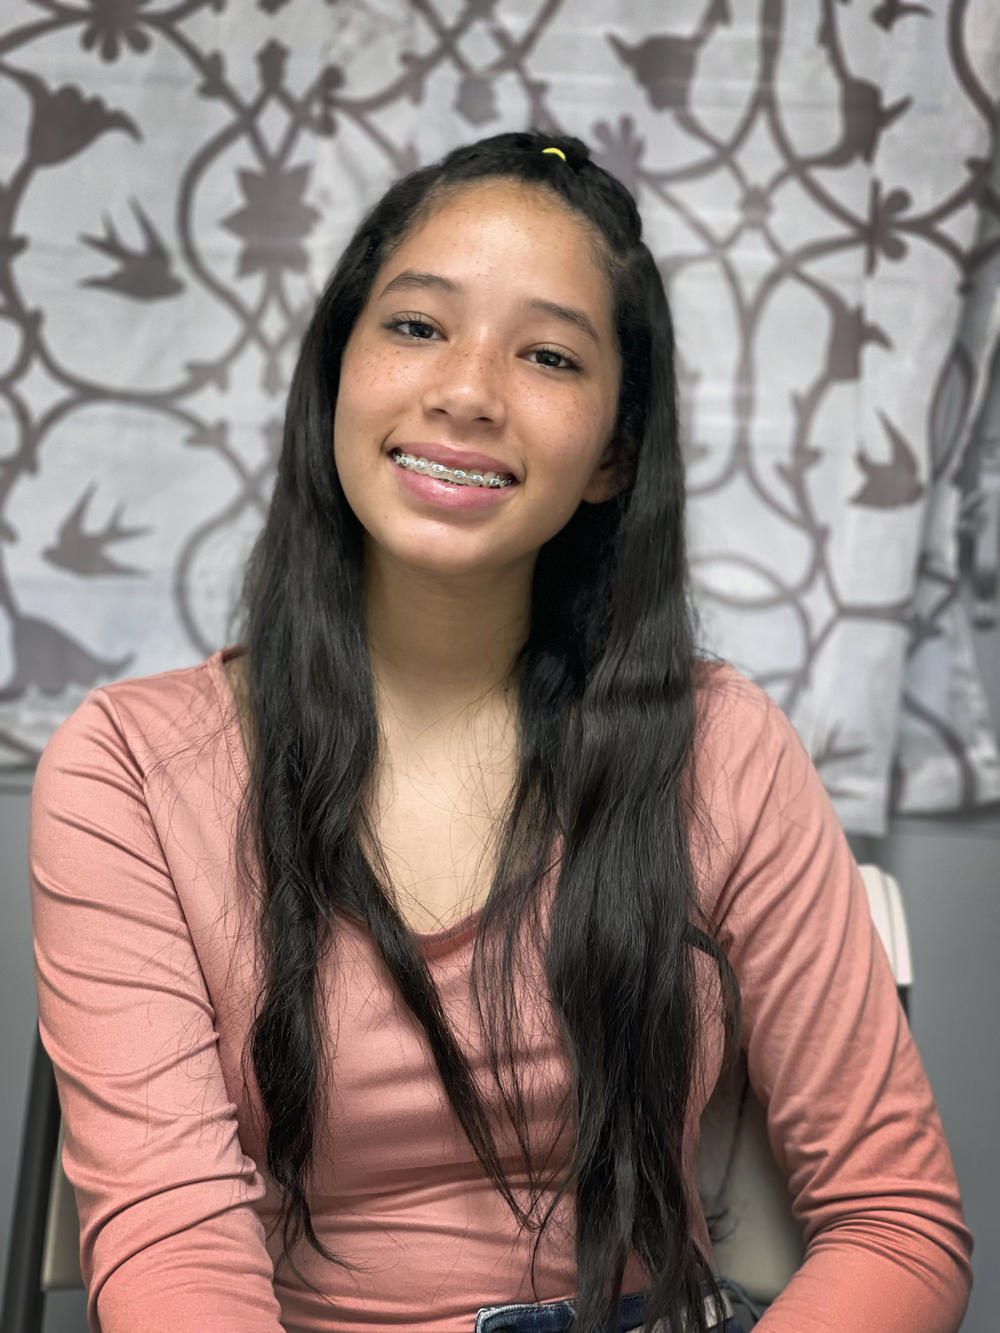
[581,438,630,504]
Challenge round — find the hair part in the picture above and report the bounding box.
[237,129,739,1333]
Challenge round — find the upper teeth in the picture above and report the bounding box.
[390,450,514,488]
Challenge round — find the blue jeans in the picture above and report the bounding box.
[472,1283,750,1332]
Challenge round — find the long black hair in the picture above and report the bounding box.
[237,129,739,1333]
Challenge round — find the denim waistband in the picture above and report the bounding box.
[473,1285,738,1332]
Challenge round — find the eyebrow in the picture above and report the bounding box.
[379,270,458,299]
[378,269,602,346]
[526,297,601,346]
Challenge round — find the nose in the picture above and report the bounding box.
[420,335,507,429]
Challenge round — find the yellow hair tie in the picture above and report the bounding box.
[541,146,567,161]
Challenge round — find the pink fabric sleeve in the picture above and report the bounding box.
[704,679,973,1332]
[29,689,284,1333]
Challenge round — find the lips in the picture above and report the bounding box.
[388,443,517,481]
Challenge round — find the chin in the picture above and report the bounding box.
[364,529,524,582]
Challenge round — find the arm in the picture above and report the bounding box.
[30,688,285,1333]
[705,682,972,1333]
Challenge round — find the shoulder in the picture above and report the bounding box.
[692,658,770,730]
[35,649,241,796]
[688,660,826,902]
[691,658,805,788]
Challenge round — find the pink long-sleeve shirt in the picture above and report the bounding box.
[29,650,972,1332]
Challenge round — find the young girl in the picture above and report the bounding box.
[30,131,972,1333]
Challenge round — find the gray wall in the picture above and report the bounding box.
[1,654,997,1331]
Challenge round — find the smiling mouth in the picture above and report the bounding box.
[389,449,516,488]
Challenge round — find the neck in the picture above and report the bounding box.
[363,545,533,721]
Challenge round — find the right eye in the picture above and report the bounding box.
[383,316,439,341]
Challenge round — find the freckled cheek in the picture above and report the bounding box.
[520,385,588,440]
[332,390,375,476]
[336,353,418,447]
[534,401,607,474]
[341,343,410,394]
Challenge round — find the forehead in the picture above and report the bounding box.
[376,179,614,326]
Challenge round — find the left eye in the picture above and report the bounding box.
[528,347,579,372]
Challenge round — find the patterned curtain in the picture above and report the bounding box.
[1,0,998,834]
